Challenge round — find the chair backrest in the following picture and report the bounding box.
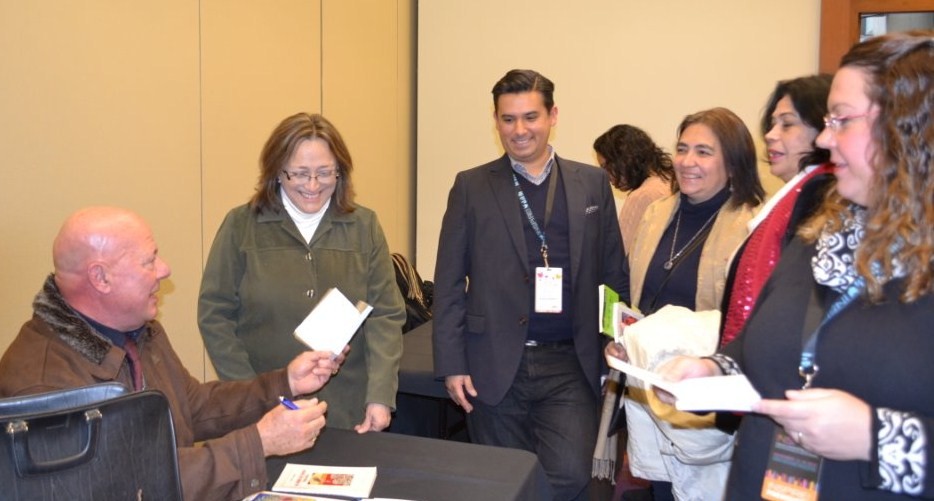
[0,383,183,501]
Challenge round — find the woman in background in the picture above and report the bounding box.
[198,112,405,433]
[594,124,674,253]
[659,31,934,499]
[610,107,764,500]
[592,124,674,492]
[720,74,834,346]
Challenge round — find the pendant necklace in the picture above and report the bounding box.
[664,207,721,271]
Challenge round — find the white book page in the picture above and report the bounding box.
[607,355,761,412]
[293,288,373,355]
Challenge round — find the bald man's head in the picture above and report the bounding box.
[53,207,143,278]
[52,207,171,331]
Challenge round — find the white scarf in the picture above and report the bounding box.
[281,185,330,243]
[812,204,906,293]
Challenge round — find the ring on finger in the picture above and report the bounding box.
[795,431,804,444]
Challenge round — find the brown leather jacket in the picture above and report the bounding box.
[0,275,292,500]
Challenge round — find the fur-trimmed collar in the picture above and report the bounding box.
[32,274,151,364]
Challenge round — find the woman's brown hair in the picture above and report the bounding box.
[801,31,933,302]
[250,112,356,214]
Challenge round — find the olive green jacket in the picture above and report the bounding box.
[198,202,405,430]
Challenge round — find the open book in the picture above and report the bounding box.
[598,284,643,343]
[272,464,377,499]
[606,355,761,412]
[294,288,373,356]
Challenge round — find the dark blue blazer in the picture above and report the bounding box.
[432,154,629,405]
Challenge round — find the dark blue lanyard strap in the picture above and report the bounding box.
[799,277,865,388]
[512,165,559,266]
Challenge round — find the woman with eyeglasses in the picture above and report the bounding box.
[198,112,405,432]
[656,31,934,499]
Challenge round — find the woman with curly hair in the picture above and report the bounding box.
[594,124,674,252]
[657,31,934,499]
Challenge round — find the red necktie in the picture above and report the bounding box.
[721,165,833,346]
[123,336,144,391]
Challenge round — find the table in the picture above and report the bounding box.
[397,320,446,398]
[266,427,554,501]
[392,320,466,439]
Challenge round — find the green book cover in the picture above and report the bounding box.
[599,284,619,337]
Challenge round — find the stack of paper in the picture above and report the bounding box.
[294,288,373,355]
[606,355,761,412]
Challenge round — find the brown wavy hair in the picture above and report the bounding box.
[593,124,674,192]
[250,112,356,214]
[800,31,933,302]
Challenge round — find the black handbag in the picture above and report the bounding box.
[0,383,183,500]
[391,252,434,333]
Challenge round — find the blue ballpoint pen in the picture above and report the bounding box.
[278,396,299,410]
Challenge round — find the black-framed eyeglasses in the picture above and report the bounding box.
[281,168,339,184]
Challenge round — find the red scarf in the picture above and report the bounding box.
[123,336,145,391]
[720,164,833,346]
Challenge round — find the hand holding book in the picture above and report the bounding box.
[293,288,373,357]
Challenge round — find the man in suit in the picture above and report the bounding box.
[432,69,629,500]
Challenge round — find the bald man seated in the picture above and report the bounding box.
[0,206,343,500]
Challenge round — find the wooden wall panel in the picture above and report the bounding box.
[0,1,204,375]
[0,0,415,381]
[322,0,415,258]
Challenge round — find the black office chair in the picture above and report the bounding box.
[0,383,183,500]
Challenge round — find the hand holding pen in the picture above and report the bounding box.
[257,396,327,457]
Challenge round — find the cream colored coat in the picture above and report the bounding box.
[624,194,757,500]
[628,194,757,312]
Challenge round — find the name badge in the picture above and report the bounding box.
[761,427,822,501]
[534,266,563,313]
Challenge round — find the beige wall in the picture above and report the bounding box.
[416,0,822,278]
[0,1,822,380]
[0,0,415,380]
[322,1,415,253]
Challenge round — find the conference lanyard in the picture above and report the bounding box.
[512,165,559,267]
[798,277,865,389]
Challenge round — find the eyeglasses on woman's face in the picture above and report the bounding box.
[822,112,871,133]
[281,168,339,185]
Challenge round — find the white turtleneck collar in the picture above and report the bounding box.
[281,185,330,243]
